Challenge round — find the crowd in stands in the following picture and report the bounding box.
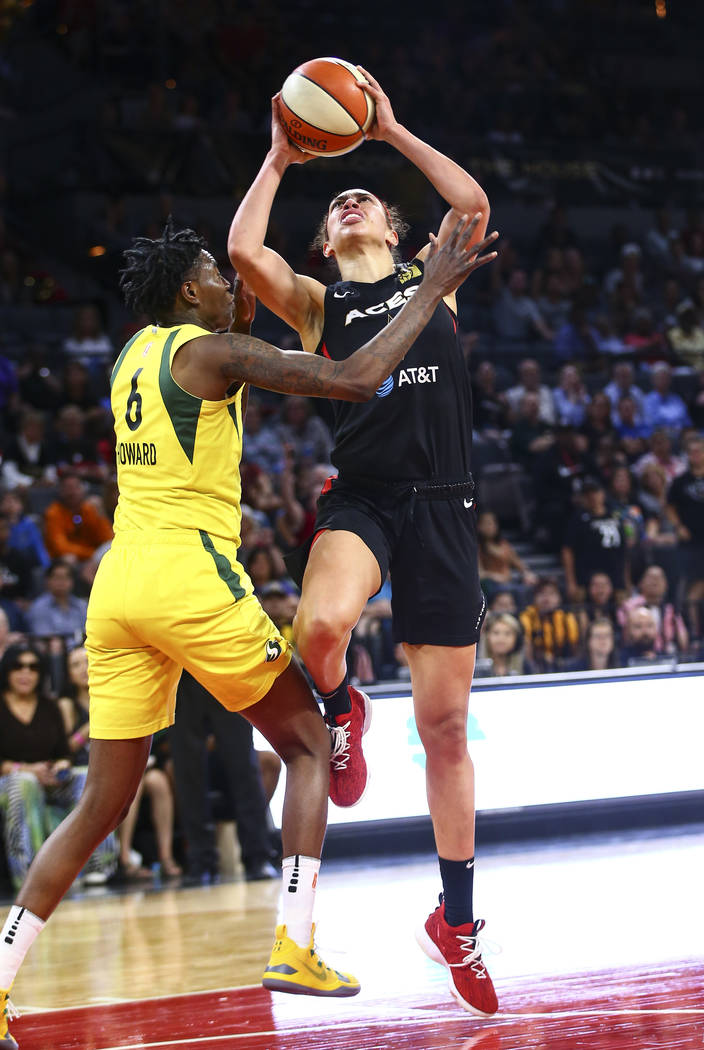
[4,141,704,687]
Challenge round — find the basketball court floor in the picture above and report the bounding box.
[4,823,703,1049]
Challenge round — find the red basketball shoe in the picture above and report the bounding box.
[416,897,498,1017]
[326,686,372,808]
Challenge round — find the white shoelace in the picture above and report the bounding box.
[3,996,18,1022]
[328,722,351,771]
[449,924,501,980]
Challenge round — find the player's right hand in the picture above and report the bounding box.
[270,95,315,165]
[422,213,498,298]
[232,275,256,330]
[355,66,397,141]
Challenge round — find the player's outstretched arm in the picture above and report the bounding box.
[215,215,497,401]
[228,96,324,347]
[358,66,489,252]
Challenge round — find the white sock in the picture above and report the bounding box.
[281,854,320,948]
[0,906,45,988]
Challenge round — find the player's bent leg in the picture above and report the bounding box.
[293,529,379,691]
[406,644,498,1016]
[243,662,360,998]
[244,660,329,858]
[293,531,378,808]
[16,737,152,920]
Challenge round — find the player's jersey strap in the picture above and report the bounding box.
[111,323,245,543]
[110,327,144,388]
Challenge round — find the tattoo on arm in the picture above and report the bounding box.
[219,291,434,400]
[220,333,350,397]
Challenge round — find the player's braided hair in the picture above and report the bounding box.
[119,216,208,322]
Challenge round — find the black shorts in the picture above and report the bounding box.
[284,474,486,646]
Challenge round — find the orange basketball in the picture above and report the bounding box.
[279,57,375,157]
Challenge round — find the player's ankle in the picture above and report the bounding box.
[318,674,351,719]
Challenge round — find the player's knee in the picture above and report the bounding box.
[279,716,329,768]
[419,711,470,765]
[113,798,136,829]
[79,780,140,835]
[294,606,356,661]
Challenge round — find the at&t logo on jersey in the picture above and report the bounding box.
[376,375,394,398]
[399,366,439,385]
[375,366,439,398]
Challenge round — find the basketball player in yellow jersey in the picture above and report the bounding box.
[0,216,497,1046]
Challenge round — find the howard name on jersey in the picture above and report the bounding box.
[317,259,473,481]
[110,323,244,541]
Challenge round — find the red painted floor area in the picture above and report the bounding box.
[11,959,704,1050]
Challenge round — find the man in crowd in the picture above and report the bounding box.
[617,606,666,666]
[27,560,88,646]
[43,472,113,564]
[561,478,627,603]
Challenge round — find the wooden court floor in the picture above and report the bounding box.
[5,824,703,1049]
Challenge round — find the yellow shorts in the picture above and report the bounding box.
[85,529,292,739]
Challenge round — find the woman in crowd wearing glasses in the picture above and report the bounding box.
[0,644,116,890]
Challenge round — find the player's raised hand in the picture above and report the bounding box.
[230,275,256,334]
[356,66,398,142]
[269,95,315,165]
[422,213,499,298]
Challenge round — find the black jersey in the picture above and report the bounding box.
[316,259,473,481]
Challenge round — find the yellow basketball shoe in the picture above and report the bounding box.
[0,987,18,1050]
[262,924,360,997]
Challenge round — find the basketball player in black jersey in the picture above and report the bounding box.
[229,68,498,1017]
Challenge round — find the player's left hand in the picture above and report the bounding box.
[356,66,399,142]
[231,275,256,333]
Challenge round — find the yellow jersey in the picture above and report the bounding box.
[110,323,244,544]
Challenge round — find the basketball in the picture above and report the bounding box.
[279,57,375,157]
